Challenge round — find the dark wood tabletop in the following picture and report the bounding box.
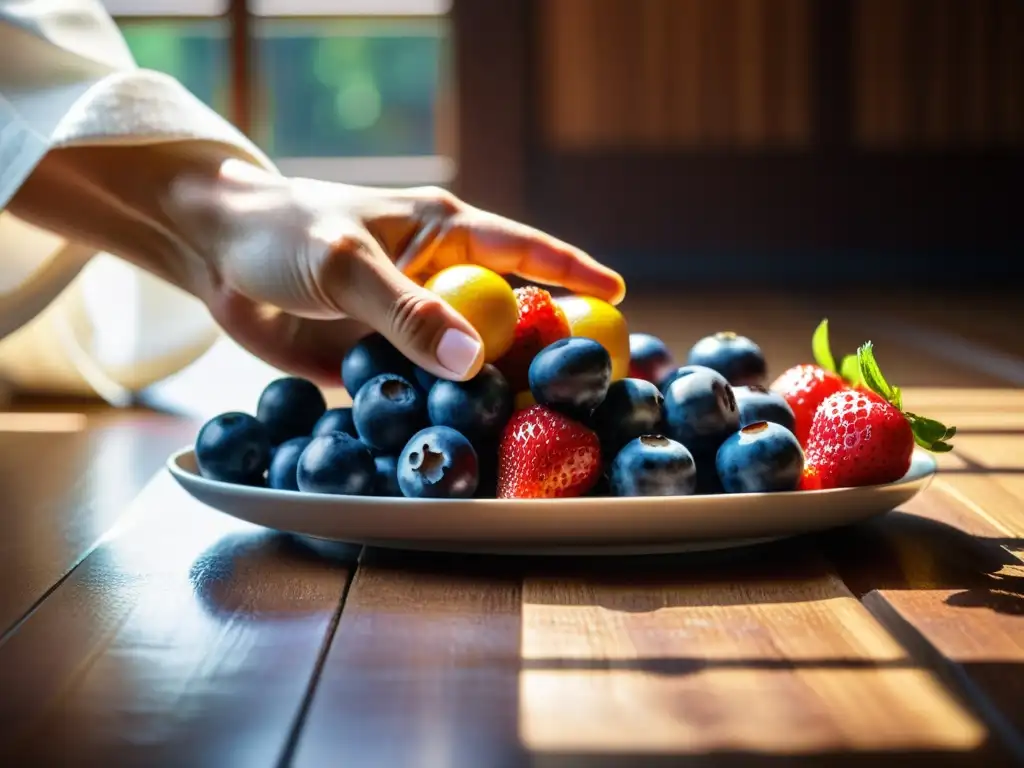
[0,291,1021,767]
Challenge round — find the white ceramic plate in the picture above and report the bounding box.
[166,447,937,556]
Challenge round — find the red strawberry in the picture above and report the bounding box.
[798,464,822,491]
[802,342,955,490]
[771,317,882,446]
[495,287,571,392]
[497,405,601,498]
[770,364,846,446]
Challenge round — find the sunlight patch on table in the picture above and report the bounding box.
[951,436,1024,471]
[902,388,1024,412]
[517,582,985,753]
[0,412,87,432]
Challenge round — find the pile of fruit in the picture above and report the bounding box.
[193,266,955,500]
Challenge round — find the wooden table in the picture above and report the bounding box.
[0,292,1021,767]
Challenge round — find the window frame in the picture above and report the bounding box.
[105,0,455,187]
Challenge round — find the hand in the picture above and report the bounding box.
[168,160,625,386]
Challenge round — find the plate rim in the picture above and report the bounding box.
[167,445,938,505]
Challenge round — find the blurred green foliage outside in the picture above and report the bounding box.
[118,17,447,158]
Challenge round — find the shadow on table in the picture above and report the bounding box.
[818,509,1024,616]
[188,530,358,619]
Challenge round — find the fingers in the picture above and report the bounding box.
[319,236,486,381]
[398,206,626,305]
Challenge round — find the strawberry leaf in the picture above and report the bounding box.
[909,422,955,452]
[812,319,836,373]
[857,342,901,409]
[906,413,956,452]
[857,346,958,453]
[840,354,862,387]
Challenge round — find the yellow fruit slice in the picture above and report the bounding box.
[425,265,518,363]
[556,295,630,380]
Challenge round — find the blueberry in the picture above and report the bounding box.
[716,421,804,493]
[373,455,402,497]
[267,436,312,491]
[589,378,664,457]
[428,364,513,445]
[687,332,767,386]
[397,426,479,499]
[662,365,740,458]
[414,366,439,394]
[342,333,416,398]
[195,412,271,485]
[659,364,701,395]
[609,435,697,497]
[352,374,428,453]
[296,432,376,495]
[734,385,796,433]
[629,333,675,385]
[256,377,326,445]
[313,407,357,438]
[529,337,612,419]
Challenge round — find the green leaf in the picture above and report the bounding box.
[857,344,957,453]
[857,342,900,407]
[919,437,954,453]
[839,354,862,386]
[906,413,957,453]
[812,319,836,373]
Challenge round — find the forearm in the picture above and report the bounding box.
[7,144,225,302]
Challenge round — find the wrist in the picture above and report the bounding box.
[11,145,226,304]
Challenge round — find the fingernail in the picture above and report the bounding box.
[436,328,482,378]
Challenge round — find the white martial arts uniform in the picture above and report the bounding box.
[0,0,278,403]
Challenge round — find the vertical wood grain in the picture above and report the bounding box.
[451,0,528,217]
[667,0,703,144]
[637,0,672,144]
[539,0,590,148]
[537,0,1020,152]
[699,0,737,144]
[779,0,811,145]
[901,0,926,144]
[538,0,812,149]
[964,0,995,147]
[922,0,954,148]
[735,0,767,146]
[850,0,1023,149]
[993,0,1024,145]
[853,0,878,146]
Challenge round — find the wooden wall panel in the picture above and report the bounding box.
[853,0,1024,148]
[536,0,813,149]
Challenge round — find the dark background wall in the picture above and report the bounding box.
[454,0,1024,288]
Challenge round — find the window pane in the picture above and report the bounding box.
[117,20,230,116]
[252,18,452,160]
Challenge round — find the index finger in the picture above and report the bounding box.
[463,212,627,304]
[398,210,626,304]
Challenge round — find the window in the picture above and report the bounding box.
[102,0,454,186]
[118,20,230,116]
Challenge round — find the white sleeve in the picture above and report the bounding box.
[0,0,280,400]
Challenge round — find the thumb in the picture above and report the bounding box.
[322,236,485,382]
